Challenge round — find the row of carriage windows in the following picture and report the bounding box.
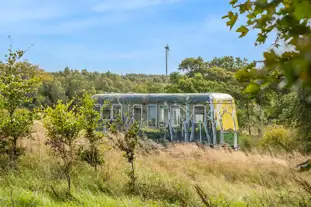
[95,104,206,127]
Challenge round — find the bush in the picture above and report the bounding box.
[260,125,298,154]
[0,48,40,160]
[77,147,104,168]
[78,93,105,170]
[44,100,83,193]
[0,108,33,158]
[239,134,253,151]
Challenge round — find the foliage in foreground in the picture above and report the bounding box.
[78,93,105,170]
[110,117,140,189]
[260,125,298,154]
[0,48,41,159]
[0,143,311,207]
[44,100,82,193]
[224,0,311,90]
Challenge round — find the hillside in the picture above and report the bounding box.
[1,121,310,207]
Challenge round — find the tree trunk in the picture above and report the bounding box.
[67,173,71,193]
[129,160,136,189]
[64,161,72,194]
[12,137,18,160]
[257,128,262,137]
[247,102,251,136]
[131,161,135,179]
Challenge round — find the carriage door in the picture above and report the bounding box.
[112,104,122,120]
[133,104,143,126]
[193,105,206,143]
[170,105,181,128]
[147,104,157,127]
[159,105,169,127]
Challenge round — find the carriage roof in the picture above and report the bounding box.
[92,93,234,105]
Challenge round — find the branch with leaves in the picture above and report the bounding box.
[223,0,311,91]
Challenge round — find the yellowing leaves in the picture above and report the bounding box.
[293,0,311,20]
[245,83,260,94]
[230,0,238,5]
[236,25,249,37]
[238,0,252,14]
[263,50,279,68]
[222,11,238,30]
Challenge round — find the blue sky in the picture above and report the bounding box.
[0,0,274,74]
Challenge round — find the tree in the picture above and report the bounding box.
[223,0,311,91]
[260,125,298,154]
[206,56,249,72]
[0,109,33,158]
[291,88,311,153]
[178,57,206,77]
[0,48,40,159]
[110,118,140,189]
[44,100,82,193]
[37,79,68,107]
[78,93,105,170]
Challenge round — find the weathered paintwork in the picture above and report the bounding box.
[92,93,239,149]
[93,93,235,105]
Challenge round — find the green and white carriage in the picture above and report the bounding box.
[92,93,239,148]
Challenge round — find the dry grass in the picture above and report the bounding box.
[2,121,311,206]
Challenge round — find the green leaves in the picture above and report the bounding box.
[293,0,311,20]
[263,50,279,68]
[245,83,260,94]
[238,0,252,14]
[230,0,238,5]
[236,25,249,37]
[223,11,238,30]
[256,33,267,44]
[0,109,33,141]
[0,48,40,159]
[225,0,311,92]
[44,100,82,144]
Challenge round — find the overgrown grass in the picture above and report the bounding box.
[1,133,311,206]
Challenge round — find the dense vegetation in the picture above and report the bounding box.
[18,54,307,154]
[1,0,311,206]
[0,49,310,206]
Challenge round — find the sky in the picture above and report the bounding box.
[0,0,275,75]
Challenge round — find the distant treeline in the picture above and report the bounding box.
[6,55,310,153]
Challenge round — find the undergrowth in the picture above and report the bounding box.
[0,141,311,206]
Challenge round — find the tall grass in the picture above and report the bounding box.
[1,127,311,206]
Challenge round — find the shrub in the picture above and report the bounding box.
[44,100,82,193]
[0,109,33,158]
[115,120,140,190]
[260,125,298,154]
[239,134,253,151]
[0,48,40,160]
[78,93,105,170]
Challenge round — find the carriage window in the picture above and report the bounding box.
[94,104,101,113]
[194,105,205,123]
[148,105,157,127]
[102,105,111,120]
[112,104,122,120]
[133,105,142,122]
[171,106,181,127]
[159,105,168,127]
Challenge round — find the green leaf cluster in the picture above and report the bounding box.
[224,0,311,90]
[0,48,40,159]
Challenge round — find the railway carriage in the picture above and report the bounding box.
[92,93,239,149]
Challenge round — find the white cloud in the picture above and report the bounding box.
[93,0,180,12]
[0,13,132,36]
[0,0,69,24]
[0,0,180,36]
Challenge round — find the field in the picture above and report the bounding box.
[0,121,310,207]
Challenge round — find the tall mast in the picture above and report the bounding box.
[165,44,170,76]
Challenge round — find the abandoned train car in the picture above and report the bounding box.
[92,93,239,149]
